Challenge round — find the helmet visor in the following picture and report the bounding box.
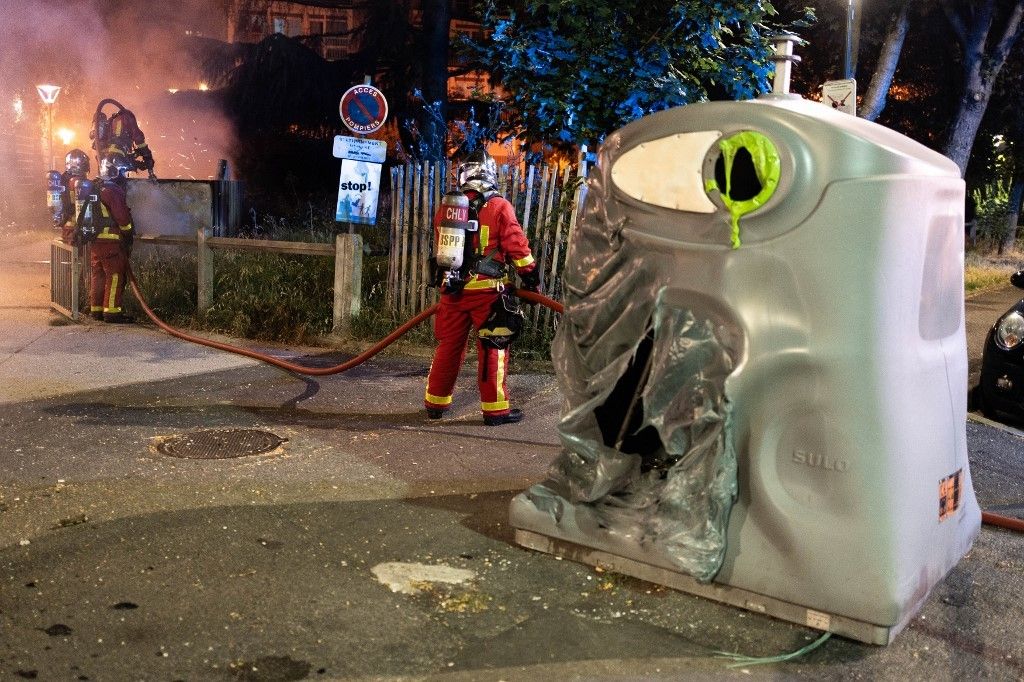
[458,156,498,192]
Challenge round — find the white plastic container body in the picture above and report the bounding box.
[714,171,977,630]
[512,96,980,636]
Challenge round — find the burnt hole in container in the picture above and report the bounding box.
[714,146,762,201]
[594,327,664,463]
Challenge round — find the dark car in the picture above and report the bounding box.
[978,270,1024,423]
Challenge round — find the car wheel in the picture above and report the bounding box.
[976,385,1004,421]
[968,384,982,412]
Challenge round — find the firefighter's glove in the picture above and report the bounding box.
[138,146,155,170]
[518,267,542,294]
[122,230,134,249]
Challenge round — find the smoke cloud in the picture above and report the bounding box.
[0,0,236,227]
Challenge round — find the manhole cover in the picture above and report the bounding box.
[154,429,286,459]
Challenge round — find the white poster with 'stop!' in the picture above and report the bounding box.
[335,159,382,225]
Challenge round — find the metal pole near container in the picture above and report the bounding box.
[843,0,862,81]
[36,84,61,170]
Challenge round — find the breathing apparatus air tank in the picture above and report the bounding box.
[46,171,64,227]
[436,190,472,270]
[76,178,98,243]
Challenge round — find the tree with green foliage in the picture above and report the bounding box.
[967,50,1024,252]
[463,0,809,145]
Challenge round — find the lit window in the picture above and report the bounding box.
[272,14,302,37]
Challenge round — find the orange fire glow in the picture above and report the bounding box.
[57,127,75,145]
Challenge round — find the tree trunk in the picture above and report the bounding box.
[941,0,1024,176]
[945,79,995,176]
[1000,174,1024,253]
[859,1,910,122]
[420,0,451,161]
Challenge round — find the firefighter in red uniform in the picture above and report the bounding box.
[59,149,90,244]
[84,152,135,322]
[424,150,541,425]
[90,99,156,178]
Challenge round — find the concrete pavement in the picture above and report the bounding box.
[2,228,1024,680]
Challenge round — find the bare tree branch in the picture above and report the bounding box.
[993,1,1024,64]
[941,0,969,44]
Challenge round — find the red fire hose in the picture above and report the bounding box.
[128,270,1022,534]
[982,511,1024,533]
[127,268,562,376]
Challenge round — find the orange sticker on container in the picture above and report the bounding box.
[939,469,963,521]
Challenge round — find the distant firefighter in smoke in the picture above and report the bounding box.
[46,148,90,237]
[58,149,90,243]
[90,99,156,180]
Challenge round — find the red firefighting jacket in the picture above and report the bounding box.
[95,180,134,243]
[434,193,536,292]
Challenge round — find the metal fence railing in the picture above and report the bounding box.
[49,232,363,333]
[50,240,81,321]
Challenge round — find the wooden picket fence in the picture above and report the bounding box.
[386,150,590,331]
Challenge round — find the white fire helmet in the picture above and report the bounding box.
[457,149,498,195]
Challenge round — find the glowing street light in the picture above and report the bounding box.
[36,84,61,170]
[57,127,75,146]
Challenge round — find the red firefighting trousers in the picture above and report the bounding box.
[425,289,512,417]
[89,241,128,315]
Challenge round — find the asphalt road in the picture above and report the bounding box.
[2,228,1023,681]
[965,282,1024,391]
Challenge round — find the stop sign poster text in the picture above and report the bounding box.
[336,159,382,225]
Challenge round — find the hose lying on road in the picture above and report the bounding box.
[127,267,563,377]
[982,511,1024,533]
[128,269,1022,534]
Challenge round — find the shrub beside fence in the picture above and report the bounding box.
[49,232,363,336]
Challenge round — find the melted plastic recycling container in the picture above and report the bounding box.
[510,93,980,645]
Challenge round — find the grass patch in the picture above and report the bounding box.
[125,248,334,343]
[204,250,334,342]
[122,230,557,365]
[124,249,199,325]
[965,250,1020,296]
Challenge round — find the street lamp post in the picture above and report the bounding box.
[35,84,61,170]
[843,0,862,81]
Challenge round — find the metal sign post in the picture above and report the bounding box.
[336,80,389,232]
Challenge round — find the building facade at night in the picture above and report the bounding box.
[225,0,493,99]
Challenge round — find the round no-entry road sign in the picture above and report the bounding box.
[340,84,388,134]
